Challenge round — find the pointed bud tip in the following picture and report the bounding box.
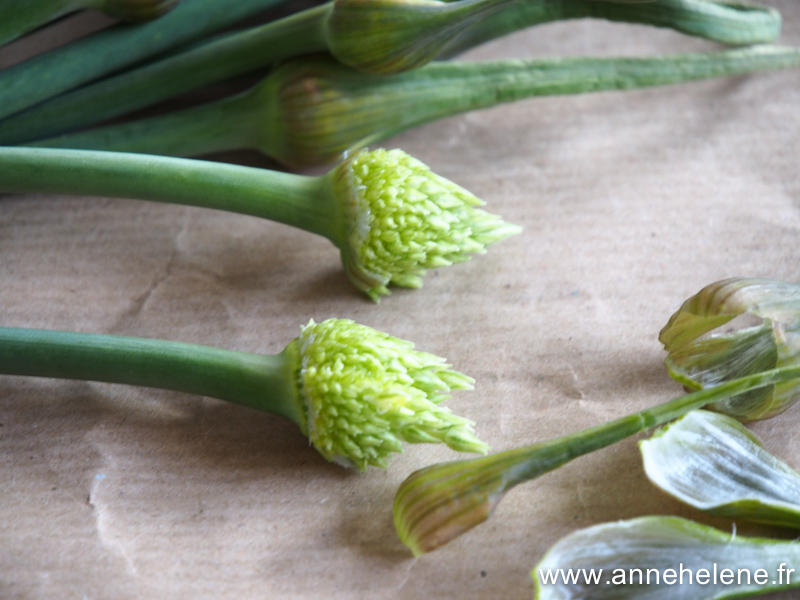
[334,148,520,298]
[294,318,484,469]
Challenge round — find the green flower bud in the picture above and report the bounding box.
[290,318,487,471]
[326,0,502,74]
[660,278,800,420]
[329,148,521,300]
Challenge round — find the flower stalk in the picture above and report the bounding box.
[0,0,290,122]
[327,0,781,74]
[532,516,800,599]
[641,410,800,528]
[0,0,179,47]
[442,0,781,59]
[0,319,486,470]
[0,0,780,145]
[0,147,519,300]
[393,364,800,555]
[32,45,800,168]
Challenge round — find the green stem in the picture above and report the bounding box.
[0,4,331,145]
[0,0,290,122]
[476,366,800,489]
[0,0,780,146]
[504,365,800,485]
[38,92,266,158]
[0,147,337,239]
[34,45,800,167]
[371,44,800,147]
[394,364,800,555]
[29,81,275,157]
[0,0,87,46]
[0,327,303,424]
[442,0,781,58]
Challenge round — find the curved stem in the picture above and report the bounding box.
[394,364,800,555]
[0,147,337,239]
[0,0,780,146]
[0,0,87,46]
[34,45,800,167]
[441,0,781,58]
[0,0,290,122]
[0,327,303,424]
[0,4,331,145]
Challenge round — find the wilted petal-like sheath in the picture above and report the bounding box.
[533,516,800,600]
[660,278,800,420]
[641,410,800,527]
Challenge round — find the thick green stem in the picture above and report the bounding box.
[0,328,303,423]
[395,364,800,554]
[0,0,87,46]
[0,0,780,146]
[30,80,276,157]
[442,0,781,58]
[370,44,800,146]
[0,0,290,122]
[0,147,337,239]
[0,4,331,145]
[34,45,800,167]
[33,92,266,158]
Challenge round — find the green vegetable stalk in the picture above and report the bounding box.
[326,0,780,74]
[0,0,179,47]
[0,147,519,300]
[532,516,800,599]
[442,0,780,59]
[393,364,800,555]
[0,0,291,122]
[0,0,780,145]
[32,45,800,168]
[641,410,800,528]
[0,319,486,470]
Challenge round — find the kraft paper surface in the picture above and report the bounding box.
[1,2,800,598]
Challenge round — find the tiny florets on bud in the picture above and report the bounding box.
[660,278,800,420]
[333,148,521,301]
[292,318,487,470]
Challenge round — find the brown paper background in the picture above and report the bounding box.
[2,2,800,598]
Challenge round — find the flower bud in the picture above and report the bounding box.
[660,278,800,420]
[327,148,521,300]
[326,0,501,74]
[289,318,487,471]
